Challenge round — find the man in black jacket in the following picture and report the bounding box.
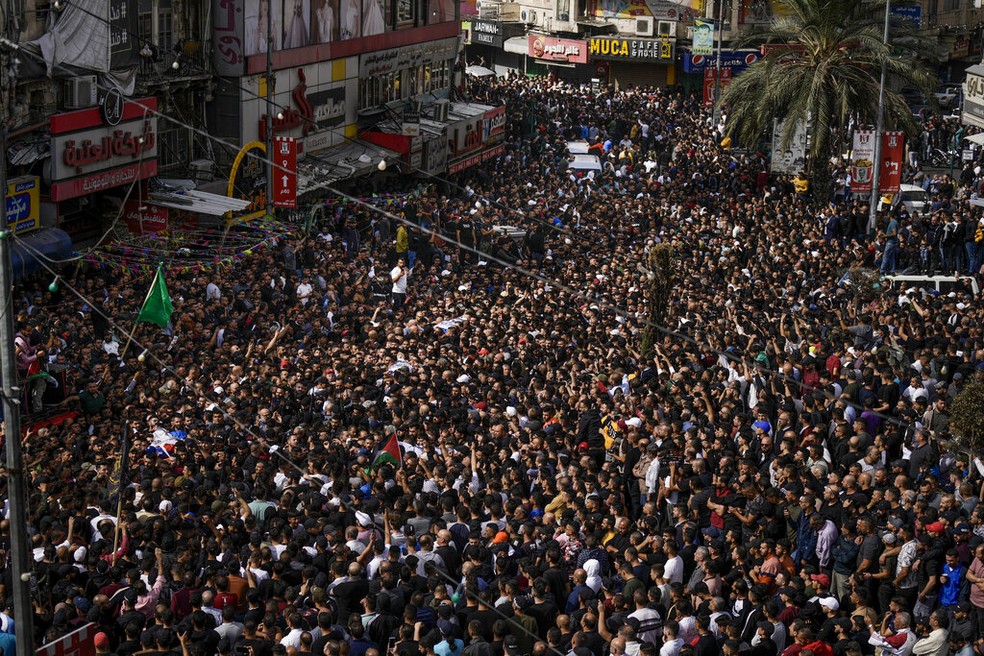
[576,399,604,469]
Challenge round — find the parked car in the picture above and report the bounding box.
[934,84,962,110]
[880,183,930,215]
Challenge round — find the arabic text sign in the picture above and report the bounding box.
[52,117,159,181]
[5,176,40,234]
[529,35,589,64]
[50,161,158,203]
[124,200,168,235]
[880,131,905,195]
[273,137,298,209]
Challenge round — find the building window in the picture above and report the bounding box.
[138,13,153,48]
[943,0,961,10]
[158,10,173,52]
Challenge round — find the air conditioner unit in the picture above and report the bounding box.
[520,8,529,22]
[433,99,450,122]
[529,10,538,24]
[189,159,214,182]
[635,16,654,36]
[63,75,98,110]
[656,20,674,36]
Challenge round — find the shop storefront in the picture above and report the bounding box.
[447,103,506,174]
[587,36,676,88]
[241,58,361,159]
[359,39,458,112]
[527,35,592,81]
[464,19,524,75]
[48,97,160,240]
[962,64,984,130]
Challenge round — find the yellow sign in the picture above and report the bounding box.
[589,37,674,61]
[6,176,40,234]
[226,141,267,226]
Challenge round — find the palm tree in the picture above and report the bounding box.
[722,0,936,198]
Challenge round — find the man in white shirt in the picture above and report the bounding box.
[660,620,684,656]
[296,277,313,306]
[205,280,221,302]
[663,541,684,584]
[391,258,409,309]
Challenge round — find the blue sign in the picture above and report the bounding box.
[890,5,921,29]
[683,49,760,74]
[5,176,40,234]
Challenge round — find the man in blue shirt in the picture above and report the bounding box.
[939,548,965,613]
[880,214,900,275]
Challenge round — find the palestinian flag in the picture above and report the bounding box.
[370,433,402,471]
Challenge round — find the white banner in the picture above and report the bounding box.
[771,119,808,174]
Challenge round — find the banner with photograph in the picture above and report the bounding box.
[242,0,405,56]
[692,19,713,56]
[771,119,808,174]
[851,129,876,195]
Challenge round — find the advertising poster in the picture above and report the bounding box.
[851,129,876,195]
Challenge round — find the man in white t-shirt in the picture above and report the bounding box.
[391,258,408,309]
[296,278,313,306]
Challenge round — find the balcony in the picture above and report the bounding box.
[136,41,212,93]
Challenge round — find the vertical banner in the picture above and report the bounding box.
[771,119,808,174]
[213,0,245,75]
[693,19,714,55]
[273,136,298,208]
[851,129,876,195]
[703,68,732,107]
[880,131,904,195]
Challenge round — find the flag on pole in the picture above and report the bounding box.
[107,422,131,498]
[370,433,402,471]
[137,266,174,327]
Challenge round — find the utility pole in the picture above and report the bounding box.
[0,0,37,647]
[265,0,274,216]
[867,0,891,234]
[0,126,37,656]
[712,0,725,125]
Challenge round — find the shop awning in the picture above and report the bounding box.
[11,229,72,280]
[503,37,528,55]
[966,132,984,146]
[297,140,402,194]
[147,189,252,216]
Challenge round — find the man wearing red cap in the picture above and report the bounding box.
[93,632,112,654]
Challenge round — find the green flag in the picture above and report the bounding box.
[137,266,174,327]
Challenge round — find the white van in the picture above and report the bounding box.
[880,184,930,215]
[568,154,603,178]
[884,274,979,296]
[566,140,590,155]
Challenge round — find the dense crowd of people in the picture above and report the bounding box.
[2,72,984,656]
